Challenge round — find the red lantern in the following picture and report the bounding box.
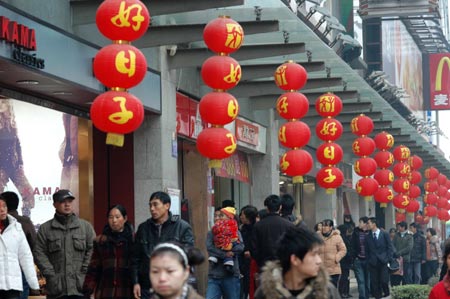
[374,169,394,186]
[409,170,422,185]
[352,137,376,157]
[374,131,395,150]
[393,162,411,178]
[438,185,448,197]
[274,61,308,91]
[96,0,150,41]
[315,143,343,165]
[196,127,237,167]
[409,185,421,199]
[436,197,448,209]
[437,209,450,221]
[393,194,410,210]
[315,93,343,117]
[424,181,439,193]
[203,16,244,54]
[276,92,309,120]
[90,90,144,134]
[395,211,406,223]
[374,186,394,207]
[315,118,343,141]
[446,179,450,189]
[316,166,344,190]
[438,174,448,185]
[278,121,311,148]
[355,157,377,177]
[409,155,423,170]
[424,205,438,217]
[405,200,420,214]
[199,92,239,125]
[93,44,147,89]
[201,55,241,90]
[280,149,313,183]
[351,114,374,136]
[356,177,379,198]
[393,145,411,162]
[393,178,410,194]
[415,214,424,224]
[374,151,394,168]
[425,167,440,180]
[424,193,438,205]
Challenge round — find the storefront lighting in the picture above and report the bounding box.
[16,80,39,85]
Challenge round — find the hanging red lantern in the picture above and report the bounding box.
[437,185,448,197]
[316,142,343,165]
[393,145,411,162]
[415,214,424,224]
[197,128,237,168]
[405,199,420,214]
[409,155,423,170]
[436,196,448,209]
[96,0,150,42]
[203,16,244,54]
[201,55,241,90]
[393,162,411,178]
[356,177,379,198]
[93,43,147,89]
[424,181,439,193]
[315,93,343,117]
[280,149,313,183]
[437,174,448,185]
[409,170,422,185]
[355,157,377,177]
[90,90,144,146]
[393,194,410,211]
[395,211,407,223]
[446,179,450,189]
[437,209,450,221]
[274,61,308,91]
[425,167,440,180]
[393,178,410,194]
[278,121,311,148]
[352,137,376,157]
[374,151,394,168]
[424,193,438,205]
[374,169,394,186]
[374,186,394,207]
[374,131,395,150]
[316,166,344,190]
[409,185,421,199]
[351,114,374,136]
[199,92,239,125]
[315,118,343,141]
[276,92,309,120]
[424,205,438,217]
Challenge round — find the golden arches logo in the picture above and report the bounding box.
[435,56,450,91]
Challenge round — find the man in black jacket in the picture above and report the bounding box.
[351,216,369,299]
[131,191,194,299]
[409,222,426,284]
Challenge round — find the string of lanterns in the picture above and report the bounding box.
[373,131,395,208]
[392,145,411,213]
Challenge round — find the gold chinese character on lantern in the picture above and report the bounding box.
[277,96,288,114]
[116,50,136,77]
[320,121,338,136]
[387,135,394,147]
[352,141,360,154]
[224,133,237,154]
[227,99,238,118]
[223,64,241,84]
[324,146,335,160]
[225,24,243,49]
[278,126,287,143]
[401,148,410,159]
[280,154,289,171]
[109,96,133,124]
[274,65,287,86]
[318,95,336,113]
[111,1,146,31]
[323,168,337,183]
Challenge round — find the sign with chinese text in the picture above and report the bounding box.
[426,53,450,110]
[214,151,250,183]
[235,118,259,146]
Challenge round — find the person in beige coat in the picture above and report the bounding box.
[319,219,347,287]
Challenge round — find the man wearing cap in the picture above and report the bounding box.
[34,189,95,299]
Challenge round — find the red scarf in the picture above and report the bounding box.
[0,220,5,234]
[443,271,450,295]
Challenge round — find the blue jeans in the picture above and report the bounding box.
[206,276,240,299]
[20,271,29,299]
[411,261,422,284]
[353,258,369,299]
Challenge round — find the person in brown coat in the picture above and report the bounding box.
[319,219,347,287]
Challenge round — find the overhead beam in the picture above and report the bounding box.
[248,99,371,112]
[300,111,382,123]
[168,42,305,68]
[246,90,359,104]
[240,61,325,81]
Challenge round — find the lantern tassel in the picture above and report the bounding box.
[364,196,372,202]
[209,159,223,169]
[293,176,304,184]
[106,133,124,147]
[325,188,334,195]
[380,203,387,208]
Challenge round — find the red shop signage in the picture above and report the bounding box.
[235,118,259,146]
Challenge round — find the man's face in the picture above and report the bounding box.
[0,200,7,220]
[367,220,375,231]
[358,220,367,230]
[410,226,417,234]
[322,223,332,234]
[398,225,405,233]
[292,245,322,279]
[53,199,74,215]
[150,198,170,223]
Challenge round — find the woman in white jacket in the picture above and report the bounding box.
[0,196,39,299]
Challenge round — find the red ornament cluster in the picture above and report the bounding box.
[392,145,411,214]
[275,61,312,183]
[197,16,244,168]
[315,93,344,192]
[423,168,450,222]
[373,131,395,208]
[91,0,149,146]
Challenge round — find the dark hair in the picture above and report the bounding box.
[0,191,19,210]
[368,217,377,226]
[150,191,171,205]
[410,222,421,230]
[280,194,295,216]
[337,224,352,235]
[257,209,268,220]
[107,204,127,218]
[221,199,235,208]
[314,222,322,231]
[264,194,281,213]
[397,221,407,229]
[389,228,396,234]
[150,242,204,269]
[427,228,437,236]
[276,226,324,275]
[322,219,334,227]
[240,205,258,225]
[359,216,368,223]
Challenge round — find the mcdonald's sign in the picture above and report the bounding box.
[428,53,450,110]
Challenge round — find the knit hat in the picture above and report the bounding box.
[221,207,236,219]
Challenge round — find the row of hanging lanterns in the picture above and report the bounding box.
[91,0,150,147]
[373,131,395,207]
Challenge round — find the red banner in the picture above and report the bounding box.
[429,53,450,110]
[215,151,250,183]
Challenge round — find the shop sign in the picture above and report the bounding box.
[235,118,259,146]
[176,92,207,138]
[0,16,45,69]
[215,151,250,183]
[429,53,450,110]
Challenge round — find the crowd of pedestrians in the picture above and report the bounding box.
[1,189,450,299]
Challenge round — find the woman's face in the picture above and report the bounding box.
[150,253,190,299]
[108,208,127,232]
[0,99,9,113]
[0,200,7,221]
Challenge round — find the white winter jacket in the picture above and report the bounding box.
[0,214,39,291]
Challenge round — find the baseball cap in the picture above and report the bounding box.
[53,189,75,202]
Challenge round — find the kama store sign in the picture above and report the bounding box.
[0,16,45,69]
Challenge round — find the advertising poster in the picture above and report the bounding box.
[0,98,79,228]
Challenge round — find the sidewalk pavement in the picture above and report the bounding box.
[349,276,391,299]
